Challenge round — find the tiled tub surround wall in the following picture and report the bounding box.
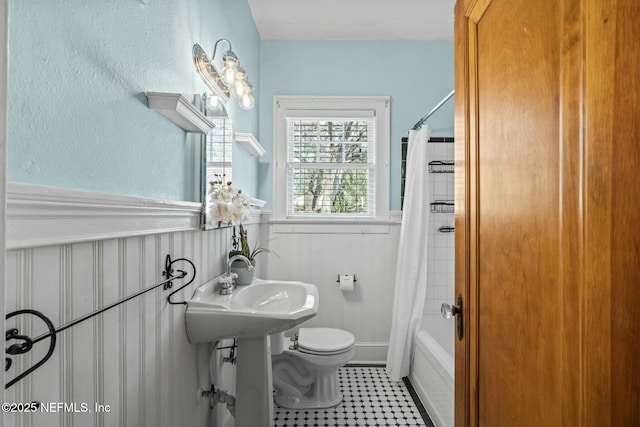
[424,141,455,314]
[260,217,402,364]
[411,141,455,427]
[5,185,257,427]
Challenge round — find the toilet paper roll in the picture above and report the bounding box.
[339,275,354,292]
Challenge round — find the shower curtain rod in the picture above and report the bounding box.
[412,90,455,131]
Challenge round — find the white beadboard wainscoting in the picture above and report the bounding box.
[4,184,257,427]
[259,212,402,364]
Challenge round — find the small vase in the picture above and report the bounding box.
[230,260,255,286]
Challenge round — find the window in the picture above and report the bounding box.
[274,96,390,229]
[288,117,374,216]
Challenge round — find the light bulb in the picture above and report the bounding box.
[239,93,255,110]
[221,64,236,86]
[221,52,238,86]
[234,66,247,83]
[232,80,248,99]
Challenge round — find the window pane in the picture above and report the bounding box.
[344,121,368,141]
[317,143,343,163]
[289,167,372,215]
[290,119,371,164]
[343,143,368,163]
[292,141,317,163]
[319,121,344,141]
[293,121,318,142]
[207,117,233,163]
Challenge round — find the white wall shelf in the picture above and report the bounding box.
[235,132,266,156]
[250,197,267,208]
[146,92,214,134]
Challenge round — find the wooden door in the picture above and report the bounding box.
[454,0,640,426]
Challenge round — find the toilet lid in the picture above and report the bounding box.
[297,328,355,354]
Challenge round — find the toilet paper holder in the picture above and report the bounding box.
[336,275,357,283]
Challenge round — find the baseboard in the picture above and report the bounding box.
[352,342,388,364]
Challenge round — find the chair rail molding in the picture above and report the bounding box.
[7,183,203,250]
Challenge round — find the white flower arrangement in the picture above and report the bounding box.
[208,180,251,225]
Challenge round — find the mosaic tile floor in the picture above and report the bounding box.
[273,366,435,427]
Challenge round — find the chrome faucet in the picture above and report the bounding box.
[227,255,253,275]
[218,255,254,295]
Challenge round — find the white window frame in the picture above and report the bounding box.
[273,96,390,233]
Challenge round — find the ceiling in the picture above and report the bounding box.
[247,0,456,41]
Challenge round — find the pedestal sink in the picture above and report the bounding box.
[185,278,319,427]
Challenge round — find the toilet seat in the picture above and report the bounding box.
[297,328,355,355]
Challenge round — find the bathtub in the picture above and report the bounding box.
[410,313,454,427]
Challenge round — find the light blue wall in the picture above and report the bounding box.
[258,40,454,210]
[8,0,260,201]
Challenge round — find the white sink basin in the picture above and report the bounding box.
[185,278,319,344]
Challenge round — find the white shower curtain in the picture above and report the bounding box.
[386,125,431,381]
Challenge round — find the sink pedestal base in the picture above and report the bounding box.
[235,336,273,427]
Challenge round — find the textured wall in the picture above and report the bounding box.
[7,0,260,201]
[258,40,454,210]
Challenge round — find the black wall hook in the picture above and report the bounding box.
[162,254,175,290]
[5,309,57,389]
[165,256,197,305]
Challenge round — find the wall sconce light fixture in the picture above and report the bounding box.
[193,40,255,110]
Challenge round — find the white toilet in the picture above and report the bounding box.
[271,327,355,409]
